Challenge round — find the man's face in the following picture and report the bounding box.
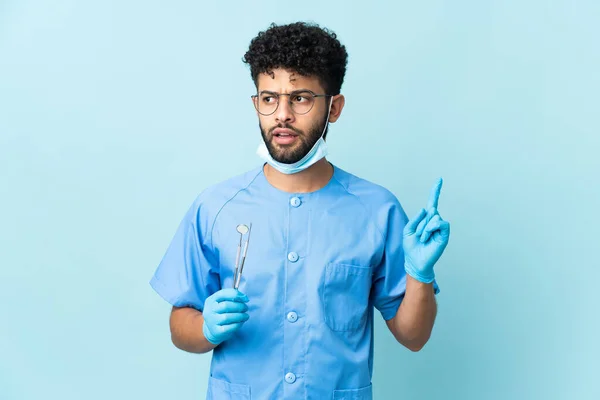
[254,69,331,164]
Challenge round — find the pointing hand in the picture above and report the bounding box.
[403,178,450,283]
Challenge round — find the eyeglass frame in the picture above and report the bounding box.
[251,89,334,116]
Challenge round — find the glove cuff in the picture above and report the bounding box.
[202,321,221,345]
[404,262,435,284]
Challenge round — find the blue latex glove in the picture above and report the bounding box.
[202,288,250,345]
[403,178,451,283]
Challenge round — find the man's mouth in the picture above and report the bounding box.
[273,128,298,137]
[272,128,299,144]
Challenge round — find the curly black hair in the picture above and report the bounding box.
[242,22,348,95]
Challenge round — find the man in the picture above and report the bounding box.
[150,21,450,399]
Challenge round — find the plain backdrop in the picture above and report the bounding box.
[1,1,598,399]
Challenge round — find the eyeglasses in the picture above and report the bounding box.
[251,90,332,116]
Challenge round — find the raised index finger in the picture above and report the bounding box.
[427,177,443,210]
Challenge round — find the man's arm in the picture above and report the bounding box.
[169,306,217,353]
[386,275,437,352]
[387,178,449,351]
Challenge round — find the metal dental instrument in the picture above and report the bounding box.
[233,223,252,290]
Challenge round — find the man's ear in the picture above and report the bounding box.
[328,94,345,123]
[251,95,259,116]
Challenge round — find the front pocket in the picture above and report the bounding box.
[322,263,372,332]
[333,383,373,399]
[207,376,251,400]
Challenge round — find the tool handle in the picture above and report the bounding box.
[233,244,241,288]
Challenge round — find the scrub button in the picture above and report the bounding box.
[290,197,301,207]
[285,372,296,384]
[287,252,299,262]
[287,311,298,323]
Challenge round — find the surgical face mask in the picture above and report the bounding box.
[256,97,333,175]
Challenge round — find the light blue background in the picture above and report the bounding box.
[1,1,598,399]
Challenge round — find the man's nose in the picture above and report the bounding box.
[275,97,295,124]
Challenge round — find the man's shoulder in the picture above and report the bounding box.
[334,165,402,208]
[333,165,409,230]
[191,164,264,211]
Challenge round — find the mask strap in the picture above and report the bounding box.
[319,96,334,140]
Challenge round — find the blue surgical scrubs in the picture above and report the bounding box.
[150,163,440,400]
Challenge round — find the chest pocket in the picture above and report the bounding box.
[207,376,251,400]
[321,263,373,332]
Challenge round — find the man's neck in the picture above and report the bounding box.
[263,158,334,193]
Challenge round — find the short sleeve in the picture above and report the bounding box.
[371,197,440,321]
[149,194,221,311]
